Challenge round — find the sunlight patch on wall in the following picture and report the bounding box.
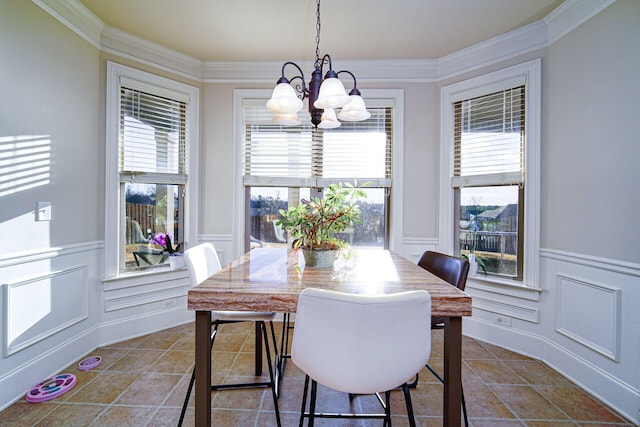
[3,267,88,356]
[0,135,52,198]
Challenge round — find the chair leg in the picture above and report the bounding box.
[308,379,318,427]
[177,370,195,427]
[384,390,392,427]
[277,313,292,395]
[178,323,220,427]
[298,375,310,427]
[426,363,469,427]
[261,321,281,427]
[402,383,417,427]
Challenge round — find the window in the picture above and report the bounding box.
[105,62,199,278]
[440,60,540,287]
[236,90,402,253]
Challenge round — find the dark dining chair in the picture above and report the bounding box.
[417,250,470,427]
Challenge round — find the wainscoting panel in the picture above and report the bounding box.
[2,266,88,357]
[555,274,621,361]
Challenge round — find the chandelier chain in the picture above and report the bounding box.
[315,0,321,64]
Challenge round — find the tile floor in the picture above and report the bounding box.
[0,321,633,426]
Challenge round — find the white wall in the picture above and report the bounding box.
[462,1,640,423]
[0,1,194,411]
[0,0,103,409]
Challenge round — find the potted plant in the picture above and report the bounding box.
[149,232,185,269]
[276,182,367,267]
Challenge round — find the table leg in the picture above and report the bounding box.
[443,316,463,426]
[254,322,263,376]
[195,311,211,427]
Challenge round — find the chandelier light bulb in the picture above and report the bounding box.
[272,112,301,126]
[266,83,303,114]
[318,108,341,129]
[337,95,371,121]
[313,77,350,109]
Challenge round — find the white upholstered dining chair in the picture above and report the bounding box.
[178,243,281,427]
[291,288,432,427]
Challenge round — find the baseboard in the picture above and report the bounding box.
[464,317,639,425]
[97,305,194,347]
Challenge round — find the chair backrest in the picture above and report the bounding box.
[184,243,222,286]
[417,251,469,291]
[291,288,431,395]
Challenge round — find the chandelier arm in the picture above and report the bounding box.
[336,70,361,95]
[279,61,309,99]
[289,76,309,99]
[316,53,333,75]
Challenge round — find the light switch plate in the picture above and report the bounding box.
[36,201,52,221]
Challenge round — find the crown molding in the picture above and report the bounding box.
[544,0,616,45]
[100,26,203,81]
[34,0,616,83]
[202,59,438,83]
[437,20,548,81]
[32,0,103,49]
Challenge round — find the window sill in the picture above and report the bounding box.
[466,274,541,301]
[103,266,189,291]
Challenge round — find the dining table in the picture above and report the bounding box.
[187,247,472,426]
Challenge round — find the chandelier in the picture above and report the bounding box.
[266,0,370,129]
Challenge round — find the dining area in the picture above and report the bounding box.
[186,246,472,427]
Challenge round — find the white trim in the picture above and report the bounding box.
[439,59,541,289]
[545,0,617,45]
[0,241,102,268]
[472,296,540,323]
[3,266,89,356]
[437,20,547,81]
[555,274,621,361]
[104,62,200,281]
[101,26,203,82]
[35,0,613,83]
[204,59,438,83]
[232,89,404,259]
[541,248,640,277]
[32,0,103,49]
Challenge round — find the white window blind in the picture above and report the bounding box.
[119,84,188,184]
[452,85,525,188]
[242,101,392,187]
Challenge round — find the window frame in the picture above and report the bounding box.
[233,88,404,258]
[104,62,199,280]
[439,59,541,291]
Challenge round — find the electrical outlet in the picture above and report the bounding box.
[494,315,512,327]
[36,201,52,221]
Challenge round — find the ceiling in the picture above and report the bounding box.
[78,0,564,62]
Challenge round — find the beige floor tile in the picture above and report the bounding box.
[148,350,194,374]
[107,348,165,372]
[463,382,517,419]
[504,360,574,386]
[466,359,527,384]
[115,372,180,406]
[33,403,105,427]
[535,385,629,424]
[0,401,58,427]
[489,384,569,421]
[66,372,140,404]
[91,405,157,427]
[1,324,631,427]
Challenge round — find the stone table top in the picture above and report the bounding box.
[188,248,472,317]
